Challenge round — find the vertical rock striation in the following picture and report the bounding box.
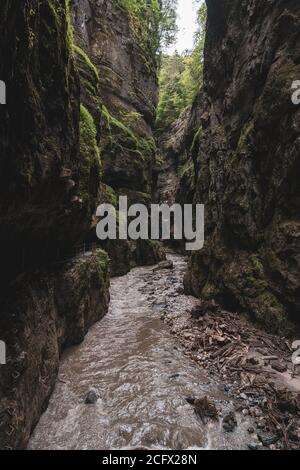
[0,251,110,449]
[0,0,102,272]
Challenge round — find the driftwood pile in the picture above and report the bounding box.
[186,396,219,425]
[166,300,300,449]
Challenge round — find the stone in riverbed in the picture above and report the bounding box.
[85,388,99,404]
[247,356,260,366]
[248,443,259,450]
[222,412,237,432]
[239,393,248,400]
[152,298,168,309]
[186,396,219,424]
[258,434,280,446]
[153,260,174,272]
[256,418,266,430]
[169,373,180,379]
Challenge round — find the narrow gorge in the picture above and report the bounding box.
[0,0,299,452]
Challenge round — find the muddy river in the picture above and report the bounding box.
[29,254,253,450]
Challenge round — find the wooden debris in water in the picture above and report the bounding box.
[164,300,300,449]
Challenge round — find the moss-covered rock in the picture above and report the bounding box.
[100,105,156,193]
[73,44,102,129]
[134,240,166,267]
[92,184,166,276]
[70,0,163,272]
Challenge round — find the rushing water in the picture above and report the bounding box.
[29,254,253,450]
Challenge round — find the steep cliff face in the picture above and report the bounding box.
[71,0,164,274]
[71,0,159,196]
[0,1,110,449]
[182,0,300,333]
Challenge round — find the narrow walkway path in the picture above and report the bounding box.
[29,254,253,450]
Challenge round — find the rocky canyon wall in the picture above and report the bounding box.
[0,0,164,448]
[0,1,110,449]
[70,0,164,274]
[0,251,110,449]
[177,0,300,333]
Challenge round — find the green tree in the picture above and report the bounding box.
[156,1,207,133]
[156,53,188,131]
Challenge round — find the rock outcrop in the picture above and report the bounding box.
[71,0,159,192]
[178,0,300,333]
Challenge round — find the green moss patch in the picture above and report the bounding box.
[79,104,101,202]
[101,105,156,163]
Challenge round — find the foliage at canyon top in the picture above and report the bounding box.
[118,0,178,60]
[156,1,207,133]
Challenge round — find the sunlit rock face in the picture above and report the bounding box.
[71,0,159,195]
[179,0,300,333]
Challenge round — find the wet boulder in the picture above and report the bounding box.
[85,388,99,405]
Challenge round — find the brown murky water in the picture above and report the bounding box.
[29,254,253,450]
